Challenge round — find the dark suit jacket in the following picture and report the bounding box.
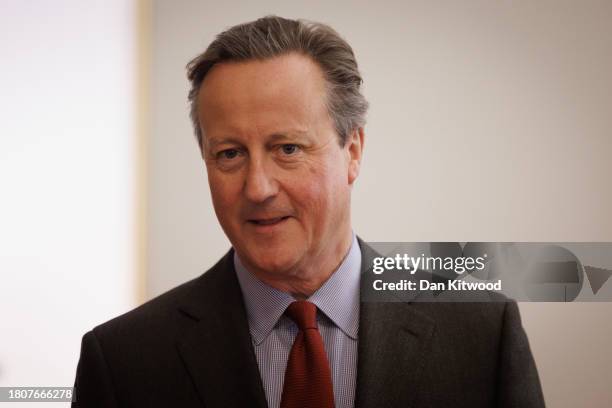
[73,239,545,407]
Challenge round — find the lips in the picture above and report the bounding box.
[248,216,291,226]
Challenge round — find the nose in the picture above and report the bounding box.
[243,156,279,203]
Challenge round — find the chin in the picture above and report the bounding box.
[242,240,302,274]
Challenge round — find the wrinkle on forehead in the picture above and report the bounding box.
[197,52,332,144]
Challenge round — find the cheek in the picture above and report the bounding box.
[289,161,347,220]
[208,172,240,218]
[320,159,352,216]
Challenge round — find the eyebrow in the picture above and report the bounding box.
[267,130,310,143]
[206,129,311,149]
[205,137,242,150]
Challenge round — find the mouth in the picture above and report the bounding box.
[247,216,291,228]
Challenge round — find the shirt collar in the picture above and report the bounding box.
[234,234,361,345]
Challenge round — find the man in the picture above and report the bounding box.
[73,16,545,407]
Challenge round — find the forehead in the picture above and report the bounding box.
[197,53,330,138]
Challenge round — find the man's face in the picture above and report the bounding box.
[198,53,362,278]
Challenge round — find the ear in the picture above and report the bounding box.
[346,127,365,185]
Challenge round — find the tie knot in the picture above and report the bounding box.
[285,301,318,331]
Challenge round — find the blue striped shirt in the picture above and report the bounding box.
[234,235,361,408]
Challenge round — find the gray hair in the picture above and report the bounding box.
[186,15,368,148]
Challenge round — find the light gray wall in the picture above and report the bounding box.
[147,1,612,406]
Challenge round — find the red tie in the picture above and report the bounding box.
[280,301,335,408]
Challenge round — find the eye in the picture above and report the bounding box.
[280,144,300,155]
[217,148,240,160]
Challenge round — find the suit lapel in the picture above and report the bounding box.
[355,239,436,408]
[175,251,268,408]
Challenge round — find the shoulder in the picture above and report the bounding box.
[92,275,197,339]
[413,293,514,334]
[89,250,236,345]
[356,237,518,333]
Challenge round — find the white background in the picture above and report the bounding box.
[0,2,137,405]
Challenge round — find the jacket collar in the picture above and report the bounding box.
[176,250,268,408]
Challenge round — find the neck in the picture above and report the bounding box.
[244,229,353,299]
